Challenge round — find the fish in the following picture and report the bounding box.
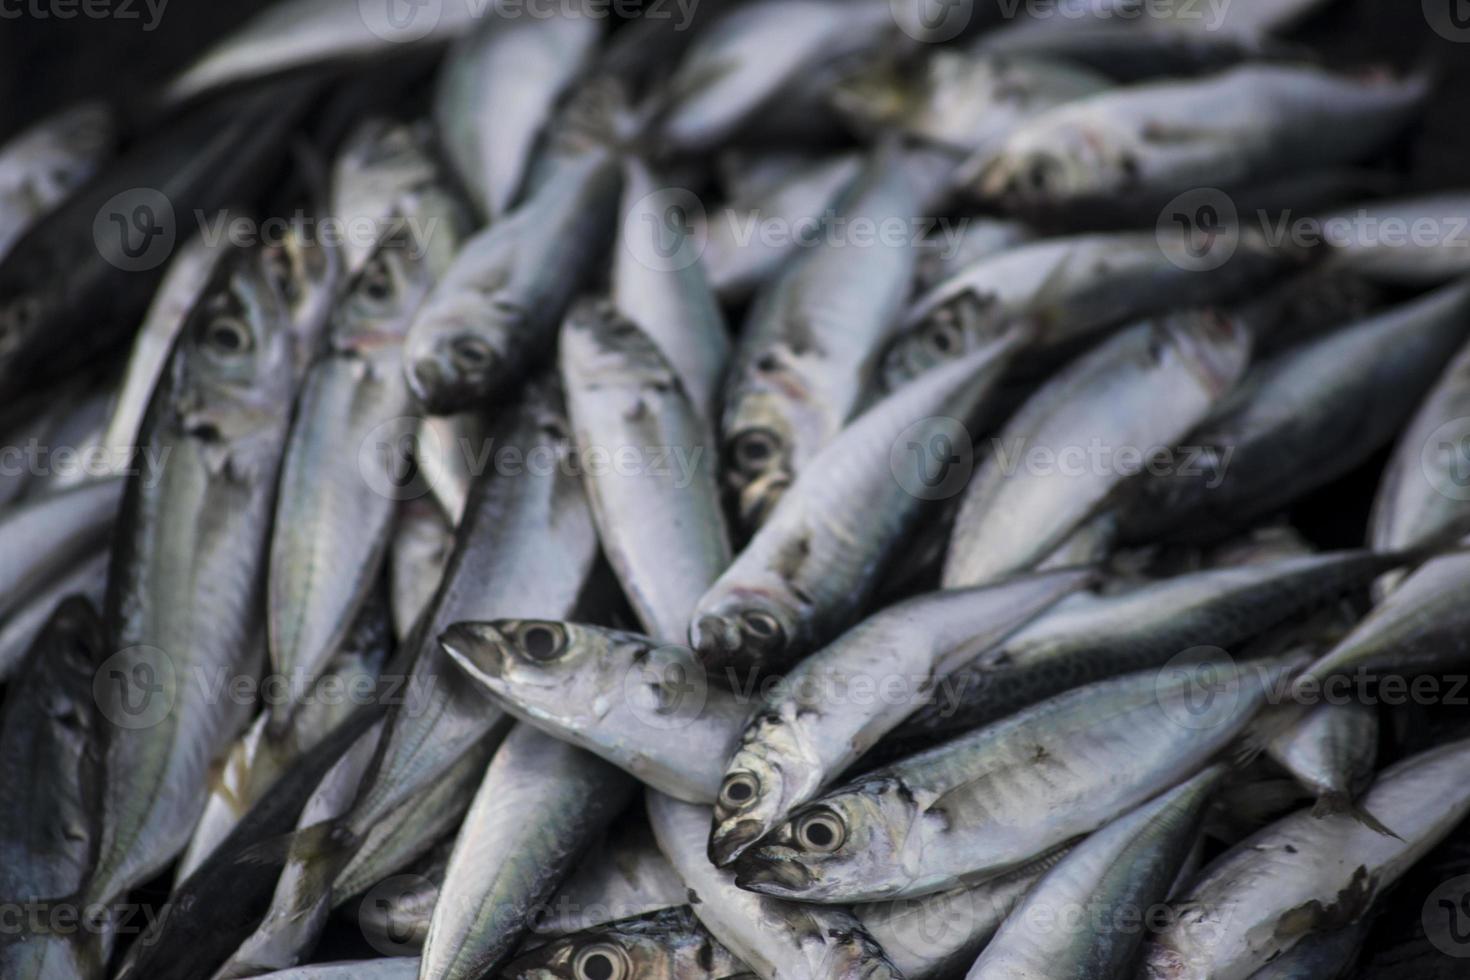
[329,120,447,278]
[1318,194,1470,284]
[612,157,732,424]
[416,410,492,525]
[1242,924,1366,979]
[1266,701,1380,828]
[442,621,746,804]
[353,845,446,954]
[832,52,1111,156]
[247,962,419,980]
[419,725,635,979]
[1115,280,1470,543]
[504,906,751,980]
[0,102,114,263]
[912,217,1034,294]
[388,498,455,644]
[700,153,862,301]
[707,568,1094,866]
[1142,737,1470,980]
[435,2,602,219]
[693,333,1023,677]
[0,84,311,397]
[268,196,462,732]
[402,92,623,414]
[261,216,345,378]
[966,766,1224,980]
[719,146,919,528]
[560,300,731,642]
[974,65,1428,213]
[647,793,901,980]
[163,0,484,105]
[942,310,1252,588]
[903,549,1411,740]
[731,655,1294,903]
[84,244,298,909]
[0,549,108,683]
[539,818,688,936]
[1369,335,1470,592]
[0,478,121,625]
[0,598,107,980]
[656,0,892,153]
[887,229,1293,390]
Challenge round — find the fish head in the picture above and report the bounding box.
[333,223,436,349]
[883,291,1009,390]
[170,246,295,437]
[507,909,728,980]
[730,780,909,902]
[561,297,680,388]
[708,712,807,866]
[976,121,1133,209]
[1160,309,1252,400]
[403,292,522,414]
[441,619,652,725]
[260,222,341,363]
[723,417,792,525]
[690,587,802,676]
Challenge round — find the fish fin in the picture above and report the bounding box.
[233,819,359,869]
[1313,792,1404,841]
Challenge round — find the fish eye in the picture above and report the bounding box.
[450,335,494,370]
[203,315,253,355]
[926,314,964,356]
[517,622,567,663]
[719,772,760,810]
[361,257,395,302]
[574,944,629,980]
[796,809,846,853]
[740,611,782,645]
[730,429,781,476]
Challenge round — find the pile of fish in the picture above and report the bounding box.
[5,0,1470,977]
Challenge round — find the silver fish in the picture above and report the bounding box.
[1117,281,1470,543]
[0,103,114,263]
[708,569,1094,866]
[657,0,892,153]
[731,656,1293,903]
[1266,701,1379,824]
[403,112,622,414]
[435,2,602,219]
[647,793,901,980]
[86,247,298,909]
[330,120,446,278]
[0,478,121,625]
[612,157,732,424]
[540,819,688,936]
[695,331,1022,677]
[912,217,1034,294]
[700,153,862,301]
[0,549,107,683]
[354,846,446,954]
[888,228,1292,389]
[942,310,1251,588]
[1318,193,1470,285]
[505,906,750,980]
[976,65,1428,211]
[560,301,731,642]
[260,219,344,378]
[443,622,745,803]
[388,498,455,644]
[268,203,460,731]
[1143,737,1470,980]
[720,146,920,528]
[418,410,492,526]
[966,767,1223,980]
[1241,924,1366,980]
[420,726,635,979]
[250,961,419,980]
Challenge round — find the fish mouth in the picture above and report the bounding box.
[439,622,513,687]
[736,471,790,531]
[708,816,773,867]
[691,608,789,675]
[730,851,814,895]
[406,331,500,414]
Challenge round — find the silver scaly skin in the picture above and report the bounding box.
[1265,701,1378,821]
[708,568,1094,866]
[87,246,297,909]
[504,906,753,980]
[419,726,635,980]
[731,657,1294,903]
[1319,193,1470,285]
[648,793,901,980]
[442,621,746,804]
[694,333,1022,678]
[561,301,731,643]
[540,818,688,936]
[1143,738,1470,980]
[720,146,920,529]
[330,120,445,278]
[942,310,1252,588]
